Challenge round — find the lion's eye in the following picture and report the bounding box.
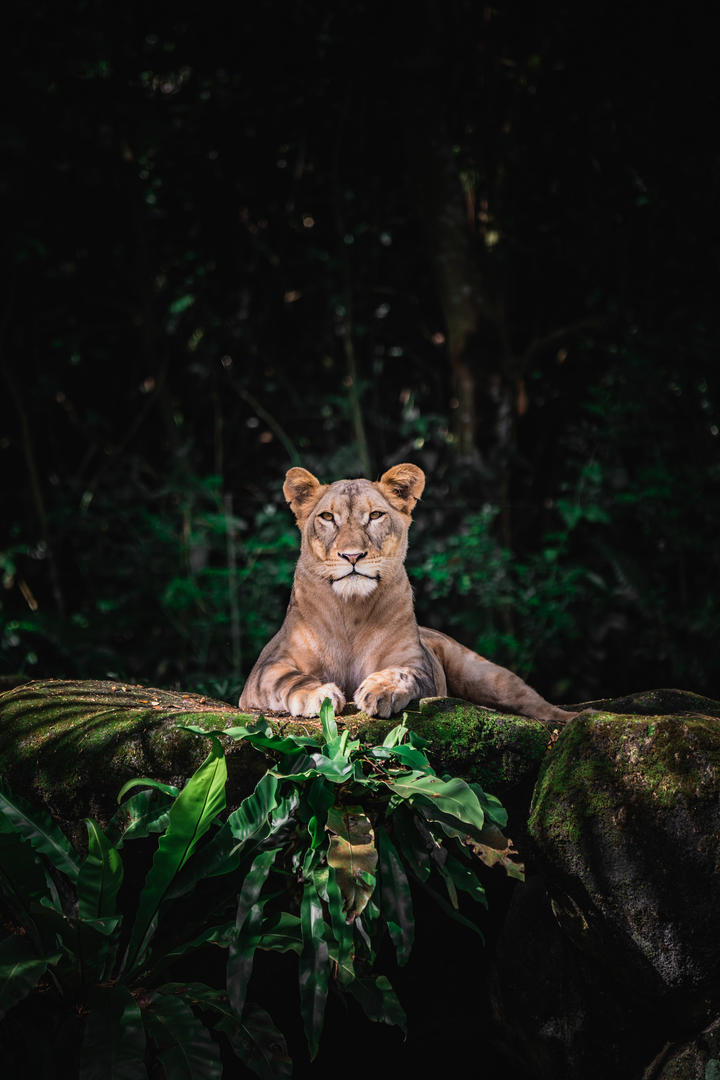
[318,511,334,522]
[369,510,385,520]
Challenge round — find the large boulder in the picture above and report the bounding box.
[491,690,720,1079]
[530,699,720,990]
[0,679,255,841]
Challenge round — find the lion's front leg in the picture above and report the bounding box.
[353,667,424,719]
[288,680,346,718]
[240,663,345,718]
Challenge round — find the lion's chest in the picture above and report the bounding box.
[301,621,383,697]
[318,641,375,698]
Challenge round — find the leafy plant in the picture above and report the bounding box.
[0,701,520,1076]
[0,748,292,1078]
[411,504,597,681]
[188,699,519,1058]
[0,466,299,697]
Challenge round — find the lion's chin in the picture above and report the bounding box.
[331,573,379,600]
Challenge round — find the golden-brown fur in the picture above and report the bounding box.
[239,464,575,725]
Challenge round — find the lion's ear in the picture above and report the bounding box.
[378,463,425,515]
[283,467,325,520]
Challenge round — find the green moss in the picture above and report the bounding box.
[344,697,549,791]
[0,680,554,841]
[421,703,548,788]
[572,688,720,718]
[530,710,720,855]
[0,680,252,842]
[530,717,610,846]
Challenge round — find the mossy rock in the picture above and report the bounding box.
[0,679,550,843]
[494,696,720,1078]
[570,687,720,718]
[529,705,720,991]
[0,679,256,842]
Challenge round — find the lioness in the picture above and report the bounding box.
[239,464,575,725]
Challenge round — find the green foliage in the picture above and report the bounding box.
[175,701,512,1059]
[0,702,517,1075]
[0,467,299,696]
[0,750,291,1078]
[410,502,596,682]
[3,0,720,710]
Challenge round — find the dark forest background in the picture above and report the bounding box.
[2,1,719,706]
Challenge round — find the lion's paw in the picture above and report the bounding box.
[288,682,346,718]
[353,668,417,719]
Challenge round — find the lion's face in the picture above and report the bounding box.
[283,464,425,602]
[305,478,409,599]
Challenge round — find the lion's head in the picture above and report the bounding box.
[282,463,425,600]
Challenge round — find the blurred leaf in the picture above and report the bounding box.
[299,879,330,1060]
[78,820,124,920]
[79,985,147,1080]
[0,934,52,1020]
[144,991,222,1080]
[346,974,407,1033]
[416,878,485,940]
[227,848,279,1016]
[325,806,377,919]
[0,778,80,882]
[170,983,292,1080]
[0,830,59,922]
[125,738,227,971]
[376,827,414,966]
[216,1002,292,1080]
[169,294,196,315]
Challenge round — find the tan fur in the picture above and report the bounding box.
[239,465,576,724]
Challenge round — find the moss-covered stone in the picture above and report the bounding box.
[344,695,551,831]
[345,695,550,792]
[529,707,720,990]
[0,679,549,843]
[0,680,265,841]
[570,687,720,718]
[493,697,720,1079]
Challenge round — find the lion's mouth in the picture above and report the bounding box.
[331,569,380,583]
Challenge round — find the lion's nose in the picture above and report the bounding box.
[338,551,367,565]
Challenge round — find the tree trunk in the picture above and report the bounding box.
[405,118,493,459]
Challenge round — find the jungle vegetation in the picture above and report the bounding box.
[2,0,719,704]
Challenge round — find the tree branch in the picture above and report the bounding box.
[519,317,605,370]
[227,380,301,466]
